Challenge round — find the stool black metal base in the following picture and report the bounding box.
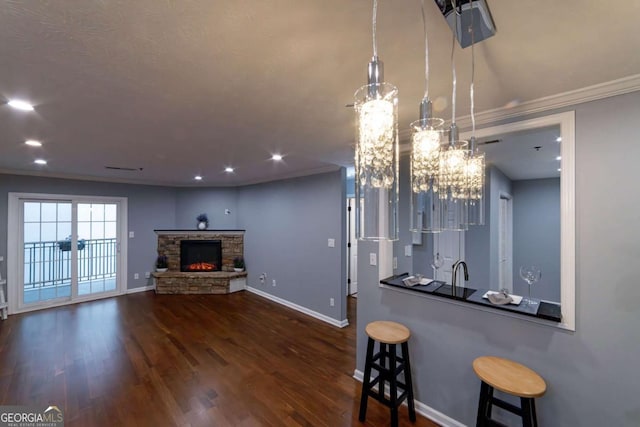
[476,381,539,427]
[358,338,416,427]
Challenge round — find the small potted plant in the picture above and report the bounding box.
[156,255,169,272]
[233,256,245,272]
[196,213,209,230]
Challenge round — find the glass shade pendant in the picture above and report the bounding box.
[466,137,485,225]
[354,79,399,241]
[410,115,445,233]
[440,137,469,231]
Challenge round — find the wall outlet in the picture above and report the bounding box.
[328,238,335,247]
[393,257,398,269]
[144,272,150,279]
[129,231,134,238]
[272,279,276,287]
[330,298,335,307]
[369,253,377,266]
[134,273,139,280]
[405,245,412,257]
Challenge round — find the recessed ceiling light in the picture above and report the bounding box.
[194,175,203,181]
[8,99,34,111]
[25,140,42,147]
[556,137,562,142]
[271,154,283,161]
[224,167,234,173]
[556,156,561,161]
[34,159,47,165]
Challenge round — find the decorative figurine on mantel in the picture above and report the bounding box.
[196,213,209,230]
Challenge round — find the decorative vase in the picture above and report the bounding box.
[197,221,207,230]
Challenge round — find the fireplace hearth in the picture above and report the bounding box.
[180,240,222,272]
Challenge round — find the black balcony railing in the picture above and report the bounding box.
[23,238,117,289]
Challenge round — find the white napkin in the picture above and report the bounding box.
[483,290,523,305]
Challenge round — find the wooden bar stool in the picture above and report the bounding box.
[359,321,416,427]
[473,356,547,427]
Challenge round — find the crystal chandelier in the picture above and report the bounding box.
[465,15,486,225]
[410,0,446,233]
[354,0,399,241]
[439,1,470,231]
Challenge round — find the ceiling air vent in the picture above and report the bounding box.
[434,0,496,48]
[104,166,144,171]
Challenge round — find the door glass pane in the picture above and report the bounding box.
[23,201,72,305]
[77,203,118,296]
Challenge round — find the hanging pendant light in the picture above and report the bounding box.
[465,14,486,226]
[410,0,445,234]
[440,1,469,231]
[354,0,399,241]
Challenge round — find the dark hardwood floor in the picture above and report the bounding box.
[0,291,438,427]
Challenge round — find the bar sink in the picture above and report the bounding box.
[433,284,476,300]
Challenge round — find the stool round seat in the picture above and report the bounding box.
[365,321,411,344]
[473,356,546,398]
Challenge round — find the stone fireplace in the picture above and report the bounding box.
[152,230,246,294]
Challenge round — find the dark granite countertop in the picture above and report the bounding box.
[380,273,561,322]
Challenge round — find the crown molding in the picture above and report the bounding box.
[0,164,342,188]
[457,73,640,129]
[399,73,640,140]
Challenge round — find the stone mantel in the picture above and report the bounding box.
[155,229,245,235]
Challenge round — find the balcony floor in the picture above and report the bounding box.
[23,278,117,304]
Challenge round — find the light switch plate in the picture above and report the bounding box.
[405,245,412,257]
[369,253,377,266]
[129,231,134,238]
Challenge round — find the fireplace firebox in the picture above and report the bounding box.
[180,240,222,272]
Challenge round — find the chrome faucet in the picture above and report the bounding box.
[451,260,469,297]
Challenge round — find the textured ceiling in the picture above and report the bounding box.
[1,0,638,186]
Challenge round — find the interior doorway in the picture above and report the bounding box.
[498,193,513,292]
[346,197,358,296]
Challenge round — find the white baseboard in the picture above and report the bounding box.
[246,286,349,328]
[126,285,155,294]
[353,369,466,427]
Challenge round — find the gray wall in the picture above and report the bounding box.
[174,187,239,229]
[0,174,177,290]
[357,90,640,426]
[394,154,415,275]
[237,170,347,321]
[512,178,561,301]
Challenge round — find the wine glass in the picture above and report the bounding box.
[431,252,444,281]
[519,265,541,306]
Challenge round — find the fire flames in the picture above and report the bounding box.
[187,262,216,271]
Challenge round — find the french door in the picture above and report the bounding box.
[8,193,127,313]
